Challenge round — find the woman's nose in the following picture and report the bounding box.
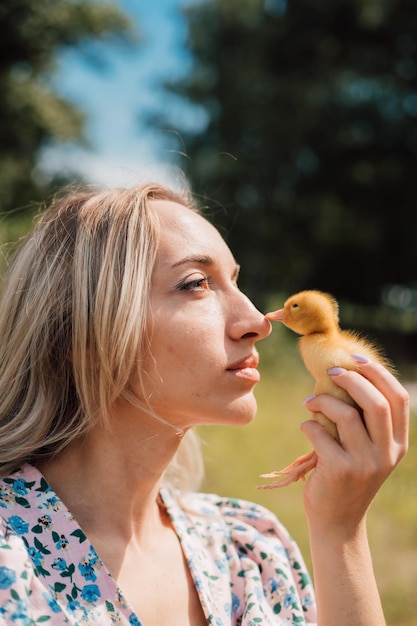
[228,292,272,342]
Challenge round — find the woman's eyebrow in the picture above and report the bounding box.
[172,255,240,279]
[171,255,214,269]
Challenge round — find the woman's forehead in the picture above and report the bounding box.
[152,199,212,232]
[152,200,232,264]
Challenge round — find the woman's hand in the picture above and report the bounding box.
[301,358,409,534]
[301,359,409,626]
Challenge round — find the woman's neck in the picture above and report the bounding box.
[36,417,183,543]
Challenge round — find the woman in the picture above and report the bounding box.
[0,182,408,625]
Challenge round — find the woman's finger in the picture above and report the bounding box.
[350,359,409,447]
[329,369,393,448]
[328,362,409,453]
[304,392,373,453]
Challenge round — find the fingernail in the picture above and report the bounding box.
[303,394,316,404]
[328,367,346,376]
[352,354,371,364]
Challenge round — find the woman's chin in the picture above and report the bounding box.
[214,394,258,427]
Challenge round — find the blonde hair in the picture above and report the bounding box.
[0,182,204,490]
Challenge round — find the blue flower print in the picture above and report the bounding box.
[78,560,97,582]
[8,598,30,625]
[67,599,83,615]
[78,548,100,582]
[214,558,227,573]
[80,583,101,603]
[0,565,16,589]
[51,557,67,571]
[303,591,315,607]
[231,592,240,613]
[0,485,13,508]
[283,591,296,609]
[225,592,242,618]
[43,591,62,613]
[0,468,317,624]
[38,514,52,529]
[52,531,69,550]
[27,546,44,567]
[8,515,29,535]
[42,494,61,511]
[11,478,29,495]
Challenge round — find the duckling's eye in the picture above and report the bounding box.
[292,303,299,308]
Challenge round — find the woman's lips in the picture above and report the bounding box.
[227,354,260,382]
[230,367,261,382]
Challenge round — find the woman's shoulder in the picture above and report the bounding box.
[172,489,295,545]
[167,489,316,622]
[182,490,283,518]
[183,491,281,519]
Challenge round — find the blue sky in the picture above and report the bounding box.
[41,0,200,187]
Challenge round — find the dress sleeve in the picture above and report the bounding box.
[0,520,68,624]
[208,495,317,625]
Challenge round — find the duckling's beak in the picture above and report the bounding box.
[265,308,285,322]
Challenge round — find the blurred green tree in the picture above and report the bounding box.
[0,0,132,223]
[160,0,417,321]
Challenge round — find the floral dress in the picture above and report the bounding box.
[0,464,317,625]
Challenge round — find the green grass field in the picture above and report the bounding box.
[198,325,417,626]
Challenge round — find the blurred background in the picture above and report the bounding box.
[0,1,416,623]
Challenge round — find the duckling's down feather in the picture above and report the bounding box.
[258,290,392,488]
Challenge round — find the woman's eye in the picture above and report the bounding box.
[179,276,212,291]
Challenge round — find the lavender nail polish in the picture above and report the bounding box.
[352,354,371,364]
[303,394,316,404]
[328,367,346,376]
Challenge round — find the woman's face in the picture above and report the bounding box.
[137,200,271,431]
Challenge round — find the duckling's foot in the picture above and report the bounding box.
[257,450,317,489]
